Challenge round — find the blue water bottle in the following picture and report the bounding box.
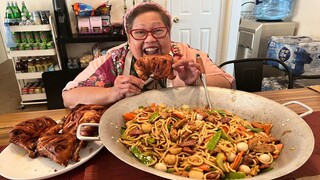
[253,0,294,21]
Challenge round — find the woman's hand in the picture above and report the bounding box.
[172,60,201,85]
[112,75,145,100]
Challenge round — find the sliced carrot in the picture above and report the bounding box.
[247,131,254,136]
[273,144,284,159]
[122,112,137,121]
[263,124,273,135]
[237,125,246,131]
[221,126,229,134]
[251,122,264,129]
[204,134,213,143]
[230,150,244,170]
[172,111,184,119]
[197,163,211,171]
[150,103,156,109]
[236,129,247,137]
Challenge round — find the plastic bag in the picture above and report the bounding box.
[94,1,112,16]
[72,3,94,16]
[4,22,17,48]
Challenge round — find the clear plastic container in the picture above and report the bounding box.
[253,0,294,21]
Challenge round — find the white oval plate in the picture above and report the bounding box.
[0,141,103,180]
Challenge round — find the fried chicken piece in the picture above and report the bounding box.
[9,116,57,158]
[37,132,77,166]
[134,54,176,80]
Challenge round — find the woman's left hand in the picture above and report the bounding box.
[172,60,201,85]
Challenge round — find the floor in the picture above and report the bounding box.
[0,59,47,115]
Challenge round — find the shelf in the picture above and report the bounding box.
[15,72,43,80]
[8,49,56,57]
[21,93,47,101]
[9,24,51,32]
[59,34,127,43]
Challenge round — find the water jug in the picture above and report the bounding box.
[253,0,294,21]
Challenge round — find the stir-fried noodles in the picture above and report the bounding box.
[119,103,283,179]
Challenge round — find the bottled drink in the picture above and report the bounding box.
[11,1,21,25]
[5,1,14,25]
[27,58,36,72]
[35,58,44,72]
[261,77,272,91]
[32,11,42,25]
[15,58,24,73]
[21,1,31,20]
[39,11,49,24]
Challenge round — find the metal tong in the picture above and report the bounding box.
[196,54,212,109]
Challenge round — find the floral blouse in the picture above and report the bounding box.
[63,42,234,91]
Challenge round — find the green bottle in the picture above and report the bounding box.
[21,1,30,20]
[5,1,14,25]
[13,1,21,18]
[10,1,21,24]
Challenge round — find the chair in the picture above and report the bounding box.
[42,69,83,109]
[219,58,293,92]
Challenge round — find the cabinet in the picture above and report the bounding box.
[57,34,127,69]
[7,17,62,109]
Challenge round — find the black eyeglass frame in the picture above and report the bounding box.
[129,27,169,40]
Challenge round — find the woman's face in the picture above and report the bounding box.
[127,11,171,59]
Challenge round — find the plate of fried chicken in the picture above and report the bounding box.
[0,104,107,180]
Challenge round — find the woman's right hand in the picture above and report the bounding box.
[112,75,145,100]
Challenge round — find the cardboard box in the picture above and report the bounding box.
[90,16,102,34]
[77,17,91,34]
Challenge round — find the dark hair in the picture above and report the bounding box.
[124,3,172,33]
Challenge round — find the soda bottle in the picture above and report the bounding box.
[5,1,14,25]
[21,1,31,20]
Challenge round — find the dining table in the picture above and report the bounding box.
[0,87,319,180]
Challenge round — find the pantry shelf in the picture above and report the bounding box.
[9,24,51,32]
[15,72,43,80]
[6,16,62,109]
[8,49,56,58]
[21,93,47,101]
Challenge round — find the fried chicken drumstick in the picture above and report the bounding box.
[134,54,176,80]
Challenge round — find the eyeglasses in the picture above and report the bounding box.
[129,27,168,40]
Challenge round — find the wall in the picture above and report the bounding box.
[0,30,7,64]
[292,0,320,39]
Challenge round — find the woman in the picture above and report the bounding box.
[62,2,234,109]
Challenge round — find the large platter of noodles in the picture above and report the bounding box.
[98,87,314,180]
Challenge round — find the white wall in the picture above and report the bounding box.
[292,0,320,39]
[0,30,7,64]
